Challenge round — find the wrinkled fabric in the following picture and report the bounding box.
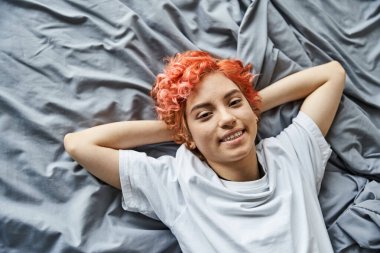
[0,0,379,252]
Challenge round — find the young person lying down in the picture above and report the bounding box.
[64,50,345,252]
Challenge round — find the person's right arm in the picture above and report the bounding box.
[64,120,173,189]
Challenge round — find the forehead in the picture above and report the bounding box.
[186,72,240,105]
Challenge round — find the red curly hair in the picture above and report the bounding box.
[151,50,261,149]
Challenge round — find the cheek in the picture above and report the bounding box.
[189,124,208,143]
[188,122,216,149]
[241,107,257,122]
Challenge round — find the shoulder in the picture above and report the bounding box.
[292,111,325,138]
[119,149,179,187]
[258,112,332,191]
[119,149,186,223]
[258,111,331,164]
[290,112,332,157]
[270,111,328,147]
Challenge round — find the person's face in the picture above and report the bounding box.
[185,72,258,168]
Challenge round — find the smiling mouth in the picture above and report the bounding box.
[221,130,245,142]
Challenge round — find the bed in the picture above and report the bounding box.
[1,0,379,252]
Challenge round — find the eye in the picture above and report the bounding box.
[229,98,242,107]
[196,111,212,120]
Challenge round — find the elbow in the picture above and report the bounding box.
[331,61,346,79]
[331,61,346,80]
[64,133,79,157]
[330,61,346,89]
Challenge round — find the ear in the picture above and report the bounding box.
[254,113,259,123]
[188,141,196,150]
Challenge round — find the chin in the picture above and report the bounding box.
[225,146,254,162]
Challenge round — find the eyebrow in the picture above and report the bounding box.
[190,89,241,114]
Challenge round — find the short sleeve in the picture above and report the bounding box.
[119,150,183,224]
[278,111,332,192]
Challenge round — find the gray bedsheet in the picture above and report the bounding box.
[1,0,379,252]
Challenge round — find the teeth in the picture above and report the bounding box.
[222,131,243,142]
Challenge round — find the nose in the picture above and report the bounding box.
[218,108,236,129]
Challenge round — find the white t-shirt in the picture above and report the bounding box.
[119,112,333,253]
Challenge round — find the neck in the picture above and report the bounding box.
[208,146,260,182]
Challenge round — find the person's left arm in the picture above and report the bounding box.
[258,61,345,136]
